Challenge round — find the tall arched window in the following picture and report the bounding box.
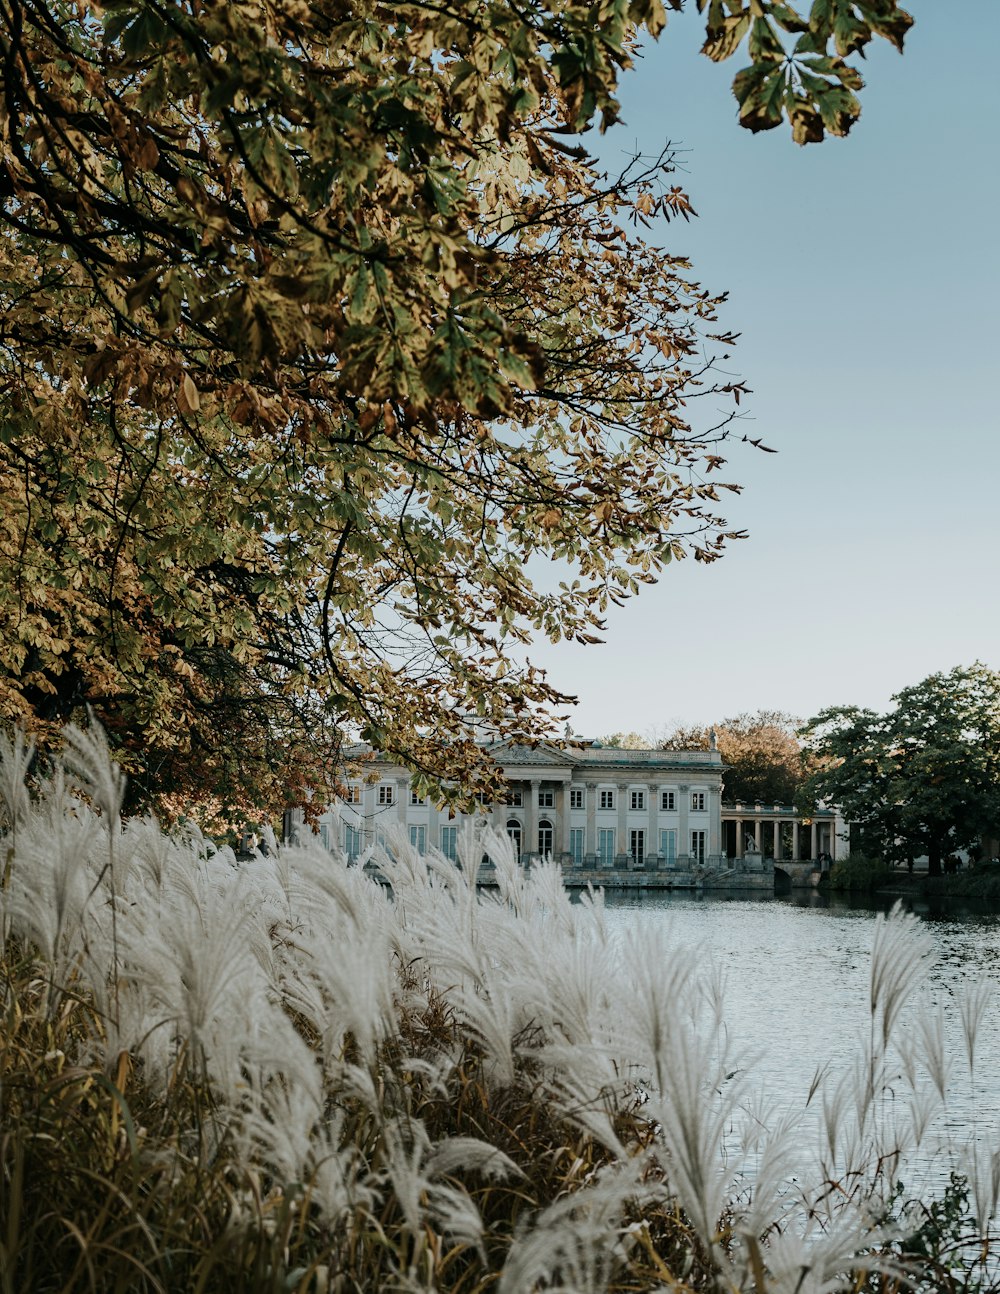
[538,819,553,857]
[506,819,522,858]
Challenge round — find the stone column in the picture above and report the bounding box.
[708,785,721,861]
[734,816,744,859]
[585,782,597,858]
[556,780,569,856]
[810,821,818,860]
[774,820,783,862]
[678,784,689,863]
[428,801,440,857]
[395,780,409,834]
[527,778,540,859]
[617,782,628,866]
[648,784,658,865]
[790,821,798,861]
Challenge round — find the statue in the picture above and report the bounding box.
[709,727,718,751]
[745,833,760,854]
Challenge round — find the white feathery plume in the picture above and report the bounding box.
[424,1136,523,1184]
[235,1072,324,1185]
[307,1122,375,1226]
[738,1108,810,1240]
[737,1213,901,1294]
[915,999,949,1100]
[618,927,740,1249]
[869,902,933,1052]
[905,1082,941,1151]
[61,716,126,823]
[378,1118,435,1238]
[498,1164,645,1294]
[968,1139,1000,1236]
[0,725,34,830]
[958,974,993,1077]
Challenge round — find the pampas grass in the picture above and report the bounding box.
[1,722,999,1292]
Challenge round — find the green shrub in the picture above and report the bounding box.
[824,853,897,892]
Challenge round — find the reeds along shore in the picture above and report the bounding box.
[1,722,999,1292]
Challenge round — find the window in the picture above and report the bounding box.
[629,829,645,864]
[345,784,361,804]
[408,825,426,854]
[505,788,523,806]
[345,825,363,859]
[538,788,554,808]
[630,790,645,811]
[378,784,394,805]
[538,818,554,855]
[410,789,424,806]
[691,830,706,863]
[660,790,675,811]
[599,790,615,810]
[659,828,677,863]
[319,824,330,850]
[598,828,615,864]
[691,791,706,812]
[440,827,458,861]
[570,828,585,865]
[506,819,522,857]
[475,791,490,806]
[570,788,584,810]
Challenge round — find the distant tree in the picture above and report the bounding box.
[600,732,654,750]
[658,710,805,804]
[799,665,1000,876]
[0,0,916,815]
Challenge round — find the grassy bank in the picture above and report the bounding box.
[822,853,897,892]
[3,725,1000,1291]
[824,854,1000,904]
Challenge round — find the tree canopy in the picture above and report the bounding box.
[653,710,806,803]
[0,0,915,816]
[799,665,1000,875]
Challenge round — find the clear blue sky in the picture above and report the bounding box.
[527,0,1000,738]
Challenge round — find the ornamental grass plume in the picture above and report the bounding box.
[2,721,1000,1292]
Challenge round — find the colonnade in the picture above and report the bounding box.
[723,814,835,862]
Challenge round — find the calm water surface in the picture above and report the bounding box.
[601,890,1000,1190]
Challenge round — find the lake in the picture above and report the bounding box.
[601,889,1000,1201]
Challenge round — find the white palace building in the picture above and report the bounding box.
[306,737,846,876]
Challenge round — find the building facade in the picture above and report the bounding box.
[317,739,726,871]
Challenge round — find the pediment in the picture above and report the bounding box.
[490,738,578,767]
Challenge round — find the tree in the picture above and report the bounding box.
[658,710,806,803]
[799,665,1000,876]
[0,0,915,816]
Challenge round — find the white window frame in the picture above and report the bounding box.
[378,783,394,806]
[629,829,645,864]
[345,784,361,804]
[345,824,363,858]
[569,828,585,864]
[538,788,554,808]
[660,828,677,862]
[569,788,584,810]
[599,789,615,811]
[410,789,424,806]
[440,827,458,861]
[505,788,523,806]
[408,824,426,854]
[691,829,707,863]
[630,790,645,811]
[598,828,615,863]
[660,789,675,811]
[691,791,706,812]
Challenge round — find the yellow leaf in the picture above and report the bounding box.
[179,373,200,413]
